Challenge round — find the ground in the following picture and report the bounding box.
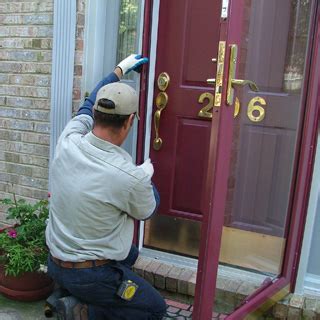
[0,294,57,320]
[0,294,229,320]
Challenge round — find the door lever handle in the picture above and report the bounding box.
[231,79,259,92]
[227,44,259,105]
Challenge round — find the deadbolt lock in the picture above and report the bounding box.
[157,72,170,91]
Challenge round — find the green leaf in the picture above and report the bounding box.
[1,197,49,276]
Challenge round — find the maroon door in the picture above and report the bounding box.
[149,0,222,221]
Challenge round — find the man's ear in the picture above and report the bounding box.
[128,114,135,127]
[124,114,135,130]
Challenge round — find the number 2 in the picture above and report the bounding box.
[198,92,214,119]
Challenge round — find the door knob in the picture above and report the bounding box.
[227,44,259,105]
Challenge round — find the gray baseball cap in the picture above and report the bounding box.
[93,82,139,119]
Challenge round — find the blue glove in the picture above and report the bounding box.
[117,54,149,75]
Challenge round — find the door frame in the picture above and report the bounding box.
[136,0,320,318]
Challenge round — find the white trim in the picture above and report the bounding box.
[138,0,160,250]
[83,0,120,95]
[295,133,320,294]
[143,0,160,162]
[304,273,320,294]
[49,0,77,176]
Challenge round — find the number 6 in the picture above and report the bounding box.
[247,97,266,122]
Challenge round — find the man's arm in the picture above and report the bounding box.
[77,54,148,118]
[136,159,159,220]
[126,176,160,221]
[77,67,122,118]
[145,183,160,220]
[59,54,148,138]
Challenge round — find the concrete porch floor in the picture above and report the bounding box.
[0,294,57,320]
[2,291,319,319]
[0,293,228,320]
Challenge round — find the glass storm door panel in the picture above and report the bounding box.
[222,0,312,275]
[215,0,314,316]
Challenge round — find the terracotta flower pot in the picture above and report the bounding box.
[0,264,54,301]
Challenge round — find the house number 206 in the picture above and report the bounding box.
[198,94,266,122]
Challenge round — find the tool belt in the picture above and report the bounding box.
[51,255,110,269]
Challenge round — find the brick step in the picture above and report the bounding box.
[165,299,227,320]
[133,256,320,319]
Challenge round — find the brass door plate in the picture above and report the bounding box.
[227,44,238,105]
[214,41,226,107]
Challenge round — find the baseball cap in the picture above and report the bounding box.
[93,82,140,119]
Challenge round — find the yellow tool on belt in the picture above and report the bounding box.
[117,280,139,301]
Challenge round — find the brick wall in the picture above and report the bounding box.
[0,0,85,220]
[73,0,85,114]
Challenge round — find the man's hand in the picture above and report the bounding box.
[138,158,154,178]
[117,54,149,75]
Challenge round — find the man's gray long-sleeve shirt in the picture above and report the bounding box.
[46,73,157,262]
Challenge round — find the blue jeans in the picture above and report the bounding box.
[47,246,166,320]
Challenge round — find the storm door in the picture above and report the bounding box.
[139,0,317,318]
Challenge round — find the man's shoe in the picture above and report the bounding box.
[45,287,70,317]
[56,296,88,320]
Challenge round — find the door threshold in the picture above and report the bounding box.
[140,247,198,270]
[140,247,272,285]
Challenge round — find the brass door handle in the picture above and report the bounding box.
[153,92,168,150]
[227,44,259,105]
[231,79,259,91]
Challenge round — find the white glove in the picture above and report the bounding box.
[117,54,149,75]
[138,158,154,177]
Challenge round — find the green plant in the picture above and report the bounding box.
[0,195,49,277]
